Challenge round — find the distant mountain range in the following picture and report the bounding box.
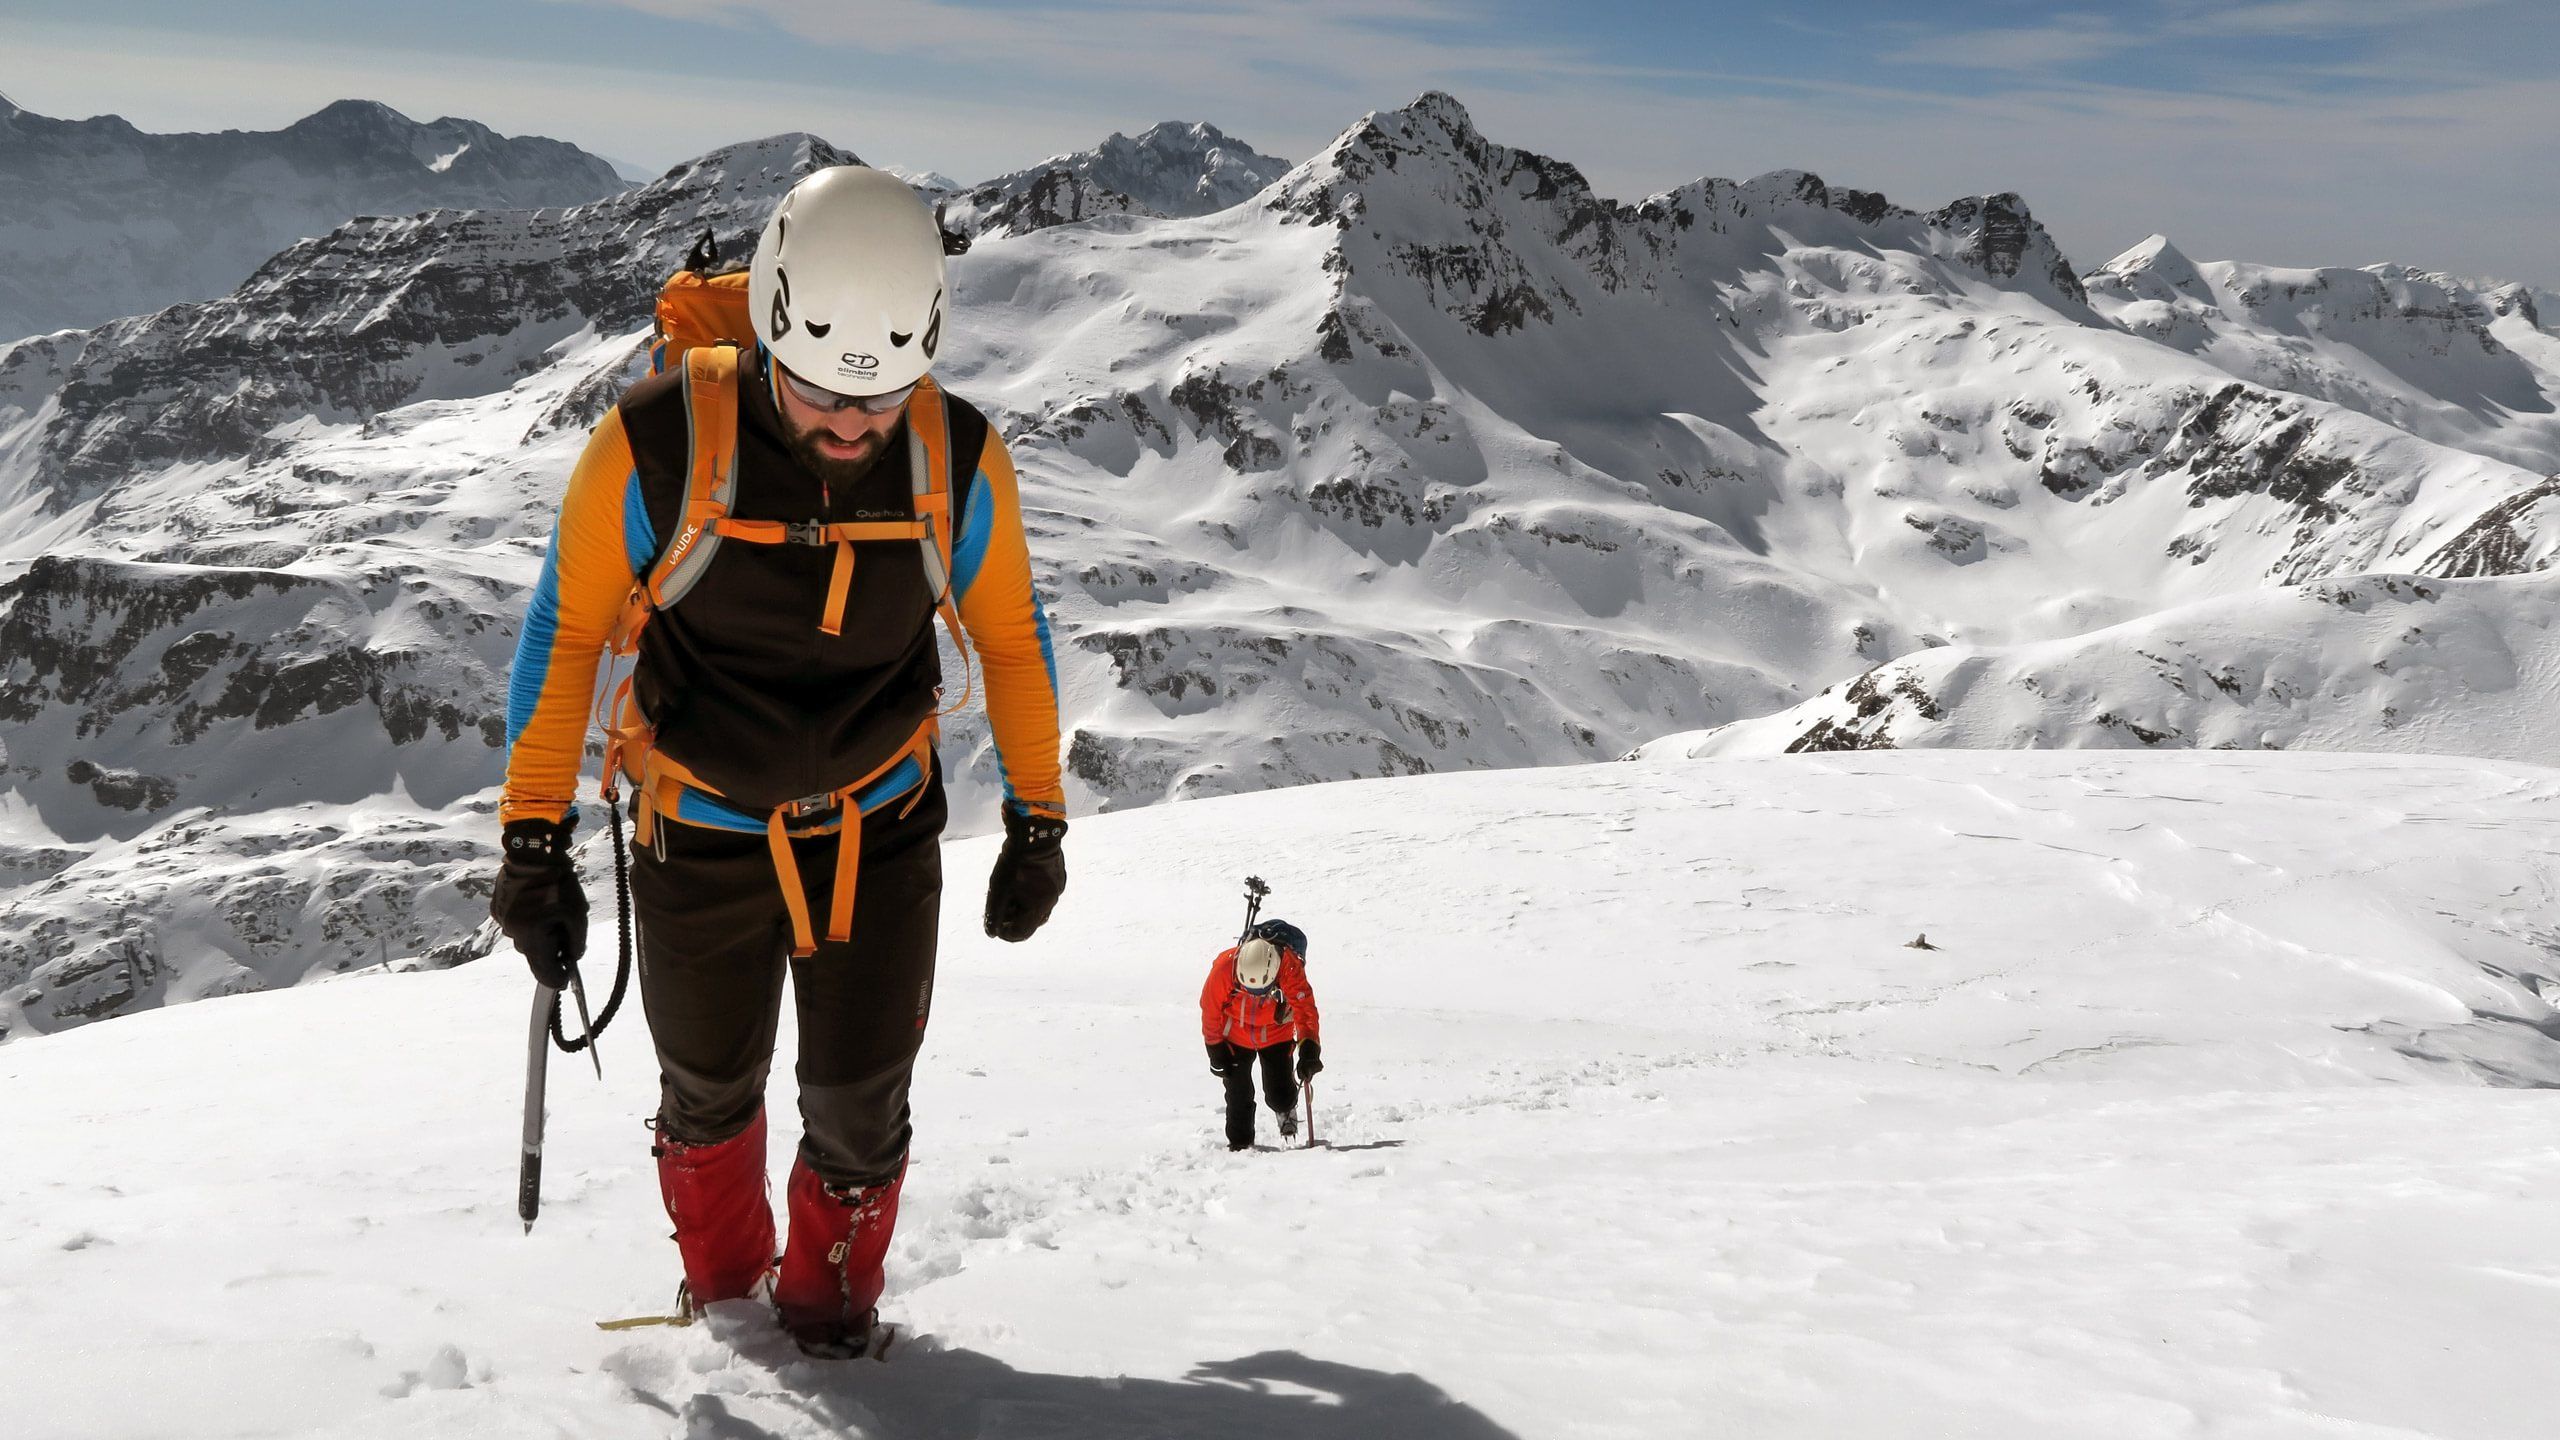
[1,91,2553,1038]
[0,96,631,340]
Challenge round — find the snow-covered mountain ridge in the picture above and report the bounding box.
[1637,568,2560,760]
[4,91,2557,1037]
[0,97,629,342]
[9,754,2560,1435]
[935,120,1291,240]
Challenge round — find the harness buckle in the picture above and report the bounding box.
[786,792,838,818]
[785,520,827,547]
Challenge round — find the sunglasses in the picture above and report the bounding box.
[774,361,917,416]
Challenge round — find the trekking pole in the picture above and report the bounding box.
[519,985,553,1233]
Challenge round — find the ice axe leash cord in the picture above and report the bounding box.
[546,799,634,1057]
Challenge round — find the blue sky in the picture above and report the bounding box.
[6,1,2555,285]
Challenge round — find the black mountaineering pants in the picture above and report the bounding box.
[630,763,946,1189]
[1220,1040,1299,1149]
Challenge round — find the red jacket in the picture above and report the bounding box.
[1201,946,1320,1051]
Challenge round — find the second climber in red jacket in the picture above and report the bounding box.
[1200,918,1322,1150]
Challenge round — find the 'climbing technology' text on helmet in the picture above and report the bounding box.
[1235,937,1281,991]
[749,166,946,397]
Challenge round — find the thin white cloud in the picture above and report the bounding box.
[530,0,1618,109]
[1880,15,2138,71]
[2173,0,2504,36]
[1886,0,2516,76]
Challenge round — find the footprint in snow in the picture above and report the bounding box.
[379,1343,472,1398]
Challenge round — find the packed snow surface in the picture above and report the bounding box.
[9,752,2560,1438]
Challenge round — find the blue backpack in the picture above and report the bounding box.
[1248,918,1308,962]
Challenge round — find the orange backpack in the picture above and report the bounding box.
[593,236,984,956]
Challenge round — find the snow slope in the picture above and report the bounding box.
[8,753,2560,1438]
[1640,569,2560,760]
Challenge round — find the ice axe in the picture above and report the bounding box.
[516,803,639,1233]
[1238,874,1270,946]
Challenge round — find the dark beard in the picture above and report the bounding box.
[785,421,892,493]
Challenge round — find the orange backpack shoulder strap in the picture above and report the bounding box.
[646,344,742,611]
[904,378,979,709]
[905,379,957,613]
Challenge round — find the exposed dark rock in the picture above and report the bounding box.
[1924,193,2086,304]
[2428,475,2560,578]
[2173,385,2358,520]
[1167,369,1286,471]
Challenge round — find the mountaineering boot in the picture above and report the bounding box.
[654,1109,779,1307]
[1278,1107,1299,1140]
[775,1154,905,1357]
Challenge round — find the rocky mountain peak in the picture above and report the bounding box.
[2485,282,2542,329]
[1921,192,2088,306]
[288,97,409,136]
[2089,232,2215,306]
[1402,89,1480,139]
[1272,89,1604,232]
[940,119,1287,240]
[884,164,964,196]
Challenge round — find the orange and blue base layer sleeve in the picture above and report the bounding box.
[499,409,640,826]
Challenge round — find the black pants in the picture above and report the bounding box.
[630,766,945,1189]
[1219,1041,1298,1149]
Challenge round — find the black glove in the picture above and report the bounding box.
[490,814,586,989]
[1296,1040,1323,1082]
[984,807,1067,942]
[1207,1042,1235,1076]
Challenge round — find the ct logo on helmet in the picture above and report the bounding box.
[838,352,880,381]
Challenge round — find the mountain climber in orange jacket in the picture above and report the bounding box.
[487,166,1068,1357]
[1201,919,1323,1150]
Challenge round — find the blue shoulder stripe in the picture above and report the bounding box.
[950,467,997,600]
[504,535,566,749]
[621,467,657,574]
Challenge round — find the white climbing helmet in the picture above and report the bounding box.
[1235,937,1281,991]
[748,166,946,396]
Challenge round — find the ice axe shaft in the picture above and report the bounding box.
[519,985,553,1233]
